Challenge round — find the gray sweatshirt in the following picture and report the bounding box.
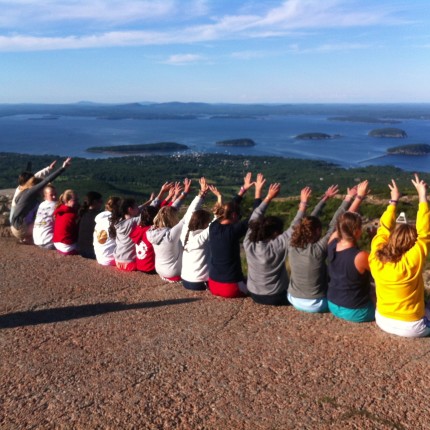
[244,201,304,296]
[147,195,203,279]
[288,199,350,299]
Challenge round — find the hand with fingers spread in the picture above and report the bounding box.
[183,178,192,194]
[324,184,339,200]
[199,177,209,194]
[356,180,370,199]
[300,186,312,208]
[254,173,266,199]
[411,173,427,203]
[264,183,281,203]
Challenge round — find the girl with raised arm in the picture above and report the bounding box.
[109,182,170,271]
[369,175,430,337]
[208,172,261,298]
[11,157,71,244]
[287,184,357,313]
[326,180,375,323]
[180,185,222,291]
[244,177,312,306]
[147,178,206,282]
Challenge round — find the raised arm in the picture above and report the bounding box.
[311,184,339,216]
[172,178,191,209]
[249,182,281,223]
[236,172,254,199]
[348,180,369,213]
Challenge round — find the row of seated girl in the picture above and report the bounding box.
[10,160,430,338]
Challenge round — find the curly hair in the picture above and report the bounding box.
[247,216,284,243]
[183,209,212,248]
[290,216,322,248]
[336,212,362,245]
[375,223,417,263]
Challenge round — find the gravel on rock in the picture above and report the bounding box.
[1,237,429,429]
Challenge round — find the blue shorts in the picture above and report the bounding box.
[288,293,328,313]
[328,300,375,323]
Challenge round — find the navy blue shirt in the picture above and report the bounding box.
[327,239,371,309]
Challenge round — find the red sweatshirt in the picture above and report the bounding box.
[53,204,79,245]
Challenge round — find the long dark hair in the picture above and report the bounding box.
[109,198,136,238]
[183,209,212,248]
[336,212,362,246]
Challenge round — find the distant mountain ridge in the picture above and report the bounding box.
[1,102,430,120]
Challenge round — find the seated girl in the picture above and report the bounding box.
[369,175,430,338]
[180,185,222,291]
[77,191,103,259]
[326,181,375,323]
[93,196,121,266]
[53,189,80,255]
[11,157,71,244]
[130,205,159,274]
[109,182,172,271]
[147,178,207,282]
[244,176,311,306]
[287,184,357,312]
[32,184,57,250]
[208,172,261,298]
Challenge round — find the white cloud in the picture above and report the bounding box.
[164,53,205,65]
[0,0,412,51]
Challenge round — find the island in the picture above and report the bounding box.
[215,138,256,147]
[368,128,407,138]
[86,142,189,154]
[387,144,430,155]
[328,116,400,124]
[295,132,336,140]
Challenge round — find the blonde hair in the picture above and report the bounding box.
[56,189,76,209]
[153,206,179,228]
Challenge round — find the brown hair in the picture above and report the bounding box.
[213,201,240,222]
[336,212,362,245]
[105,196,121,212]
[375,223,417,263]
[290,216,322,248]
[20,176,42,191]
[247,216,284,243]
[183,209,212,248]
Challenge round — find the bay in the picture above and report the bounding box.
[1,113,430,172]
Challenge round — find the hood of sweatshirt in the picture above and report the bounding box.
[147,226,169,245]
[95,210,111,223]
[53,204,77,217]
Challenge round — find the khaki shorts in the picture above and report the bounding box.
[10,223,33,243]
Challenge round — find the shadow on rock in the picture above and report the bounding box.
[0,298,200,329]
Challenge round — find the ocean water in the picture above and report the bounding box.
[1,113,430,172]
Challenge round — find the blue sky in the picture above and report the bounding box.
[1,0,430,104]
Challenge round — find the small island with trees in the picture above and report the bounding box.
[368,128,407,138]
[328,116,400,124]
[215,138,256,147]
[387,144,430,156]
[86,142,189,154]
[295,132,338,140]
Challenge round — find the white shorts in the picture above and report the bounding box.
[375,309,430,338]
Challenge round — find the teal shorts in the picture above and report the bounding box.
[328,300,375,323]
